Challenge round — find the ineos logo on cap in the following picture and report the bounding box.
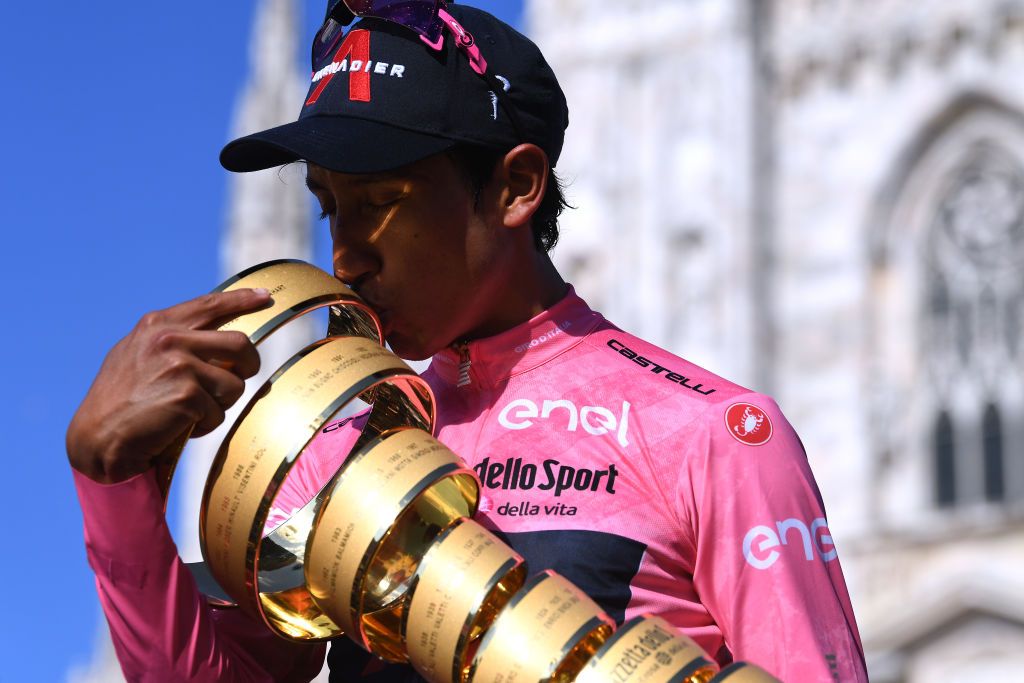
[306,29,407,106]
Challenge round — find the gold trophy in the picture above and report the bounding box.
[171,260,781,683]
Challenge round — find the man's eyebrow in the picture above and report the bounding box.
[349,172,417,185]
[305,170,420,192]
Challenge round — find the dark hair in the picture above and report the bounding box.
[447,145,570,252]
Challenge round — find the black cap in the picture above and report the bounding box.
[220,5,569,174]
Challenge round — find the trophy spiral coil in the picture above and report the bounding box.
[167,260,781,683]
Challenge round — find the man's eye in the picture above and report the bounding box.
[318,207,334,221]
[366,193,406,208]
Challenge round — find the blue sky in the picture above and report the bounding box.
[0,1,522,679]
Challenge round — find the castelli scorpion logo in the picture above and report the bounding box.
[735,407,764,436]
[725,402,773,446]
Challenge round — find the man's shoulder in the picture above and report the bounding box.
[575,321,797,441]
[577,323,803,470]
[579,321,753,406]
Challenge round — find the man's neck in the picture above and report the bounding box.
[458,251,568,344]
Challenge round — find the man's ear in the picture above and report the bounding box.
[496,144,549,229]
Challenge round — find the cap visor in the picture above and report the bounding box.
[220,116,458,174]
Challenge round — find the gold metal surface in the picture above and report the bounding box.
[255,373,433,600]
[404,518,527,683]
[709,663,782,682]
[156,259,381,502]
[178,259,754,683]
[575,615,719,683]
[305,428,480,655]
[215,258,380,345]
[468,570,615,683]
[360,474,480,660]
[198,336,434,640]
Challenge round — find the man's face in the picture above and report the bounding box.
[305,153,510,360]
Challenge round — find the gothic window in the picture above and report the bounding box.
[924,142,1024,509]
[983,403,1005,503]
[1007,295,1021,357]
[934,410,957,507]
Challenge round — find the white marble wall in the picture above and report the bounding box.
[530,1,1024,680]
[531,0,760,389]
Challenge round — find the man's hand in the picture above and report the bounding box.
[67,288,271,484]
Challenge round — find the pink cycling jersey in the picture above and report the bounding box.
[75,287,867,682]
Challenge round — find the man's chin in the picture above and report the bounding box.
[384,332,436,362]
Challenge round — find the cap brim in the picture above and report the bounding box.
[220,116,459,174]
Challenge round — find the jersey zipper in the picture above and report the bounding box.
[456,342,472,387]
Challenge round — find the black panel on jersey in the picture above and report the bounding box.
[328,639,423,683]
[327,529,647,681]
[499,529,647,625]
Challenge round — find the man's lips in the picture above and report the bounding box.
[353,289,393,336]
[366,303,392,335]
[354,291,384,319]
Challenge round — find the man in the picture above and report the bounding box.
[68,2,867,681]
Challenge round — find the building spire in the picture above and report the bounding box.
[72,1,314,680]
[182,0,315,563]
[223,0,310,277]
[249,0,303,90]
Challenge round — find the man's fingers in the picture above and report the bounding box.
[176,362,241,437]
[189,387,229,438]
[159,329,262,379]
[192,362,247,411]
[149,328,260,379]
[155,288,272,331]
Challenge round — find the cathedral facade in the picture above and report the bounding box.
[530,0,1024,680]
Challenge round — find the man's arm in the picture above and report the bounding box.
[682,394,867,683]
[76,469,325,682]
[68,289,324,681]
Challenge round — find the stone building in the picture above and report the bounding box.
[529,0,1024,680]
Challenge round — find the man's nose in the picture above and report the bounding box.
[333,243,379,291]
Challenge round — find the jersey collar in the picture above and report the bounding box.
[428,285,601,388]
